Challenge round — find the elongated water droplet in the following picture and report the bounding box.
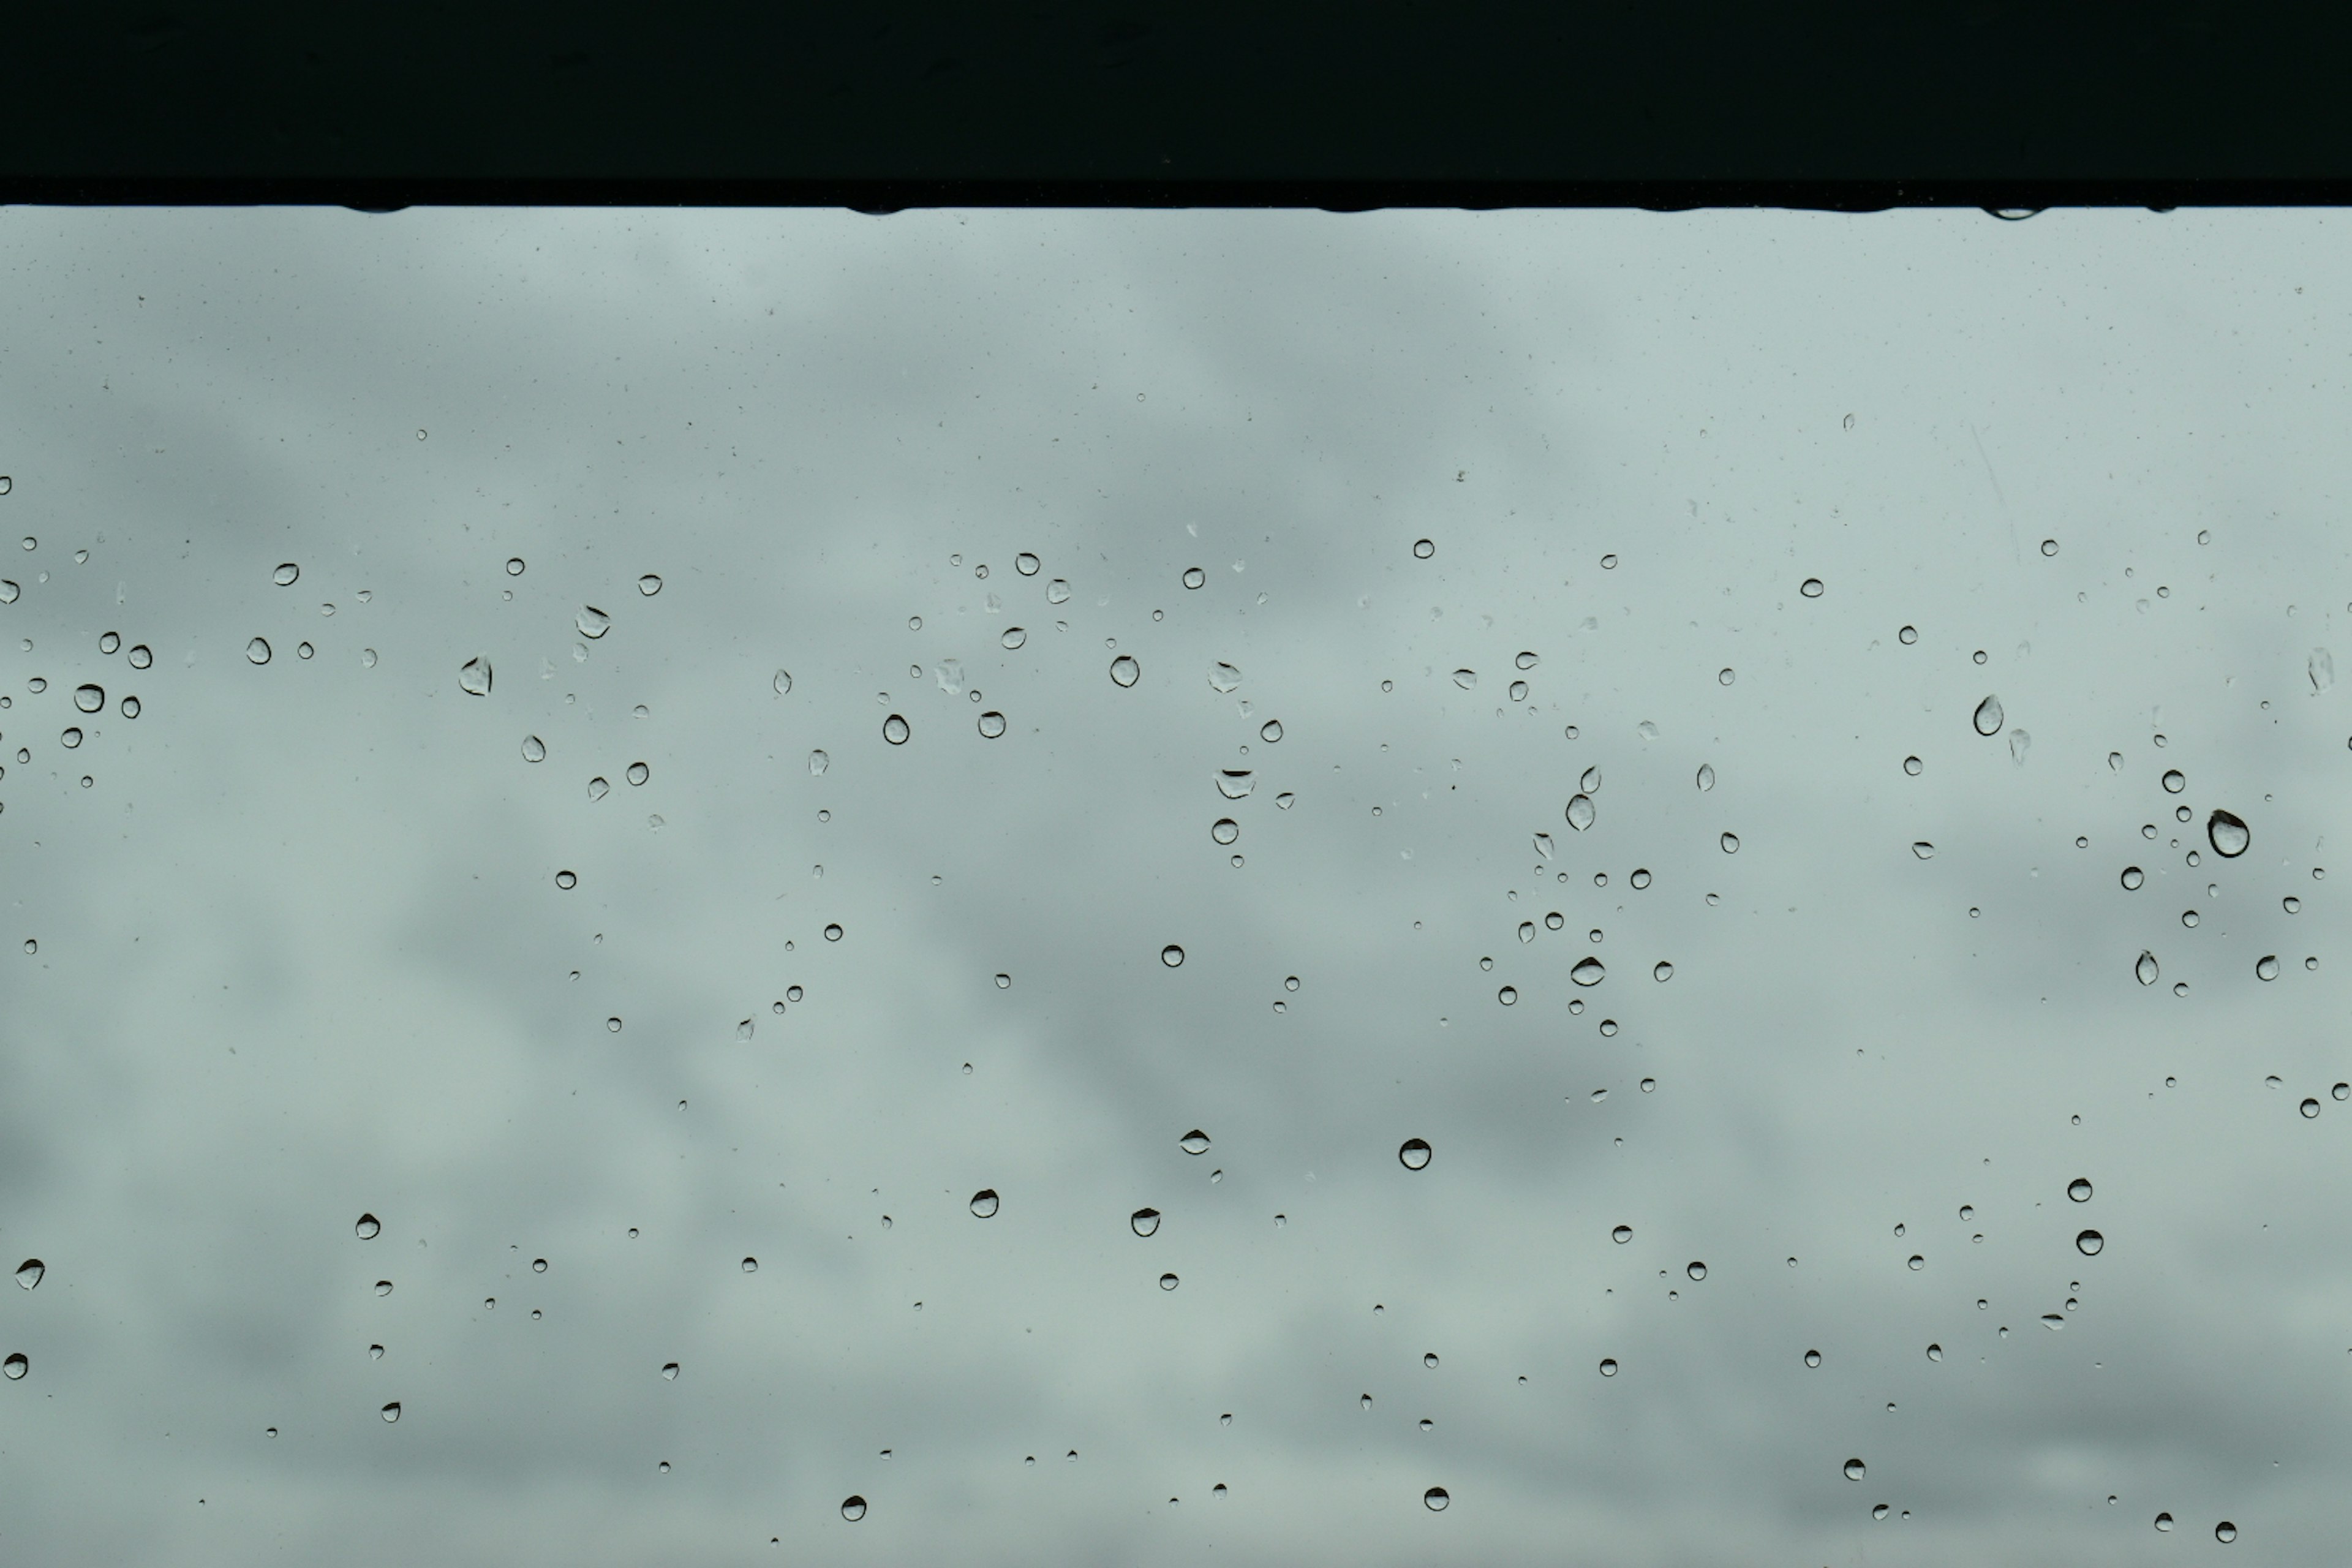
[1570,957,1605,986]
[458,657,492,696]
[576,606,611,639]
[1131,1208,1161,1237]
[969,1189,1000,1218]
[1216,770,1254,799]
[14,1260,42,1289]
[1110,655,1140,688]
[246,637,272,665]
[808,750,829,776]
[1399,1138,1432,1170]
[2208,810,2250,858]
[1973,695,2003,736]
[273,562,300,586]
[2136,951,2160,986]
[1178,1129,1211,1155]
[1566,794,1595,831]
[1208,662,1242,693]
[1533,832,1554,860]
[1695,763,1715,791]
[772,669,792,695]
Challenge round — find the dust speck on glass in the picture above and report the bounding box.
[0,206,2335,1559]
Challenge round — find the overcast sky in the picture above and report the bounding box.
[1,206,2348,1565]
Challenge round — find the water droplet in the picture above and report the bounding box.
[1200,817,1238,848]
[878,714,911,747]
[128,644,152,669]
[1208,662,1242,693]
[1686,1261,1706,1280]
[635,574,662,597]
[1565,794,1596,832]
[1973,695,2004,736]
[99,631,119,654]
[1011,552,1041,577]
[554,870,577,889]
[246,637,272,665]
[1451,668,1477,690]
[2008,729,2030,764]
[59,726,81,748]
[1800,578,1825,597]
[2155,1513,2174,1532]
[1399,1138,1432,1170]
[271,562,300,587]
[1110,655,1140,688]
[659,1361,680,1380]
[1259,720,1283,743]
[2216,1522,2237,1544]
[2067,1178,2092,1202]
[2076,1229,2105,1256]
[2121,867,2144,890]
[380,1402,400,1422]
[1597,1358,1618,1376]
[2256,954,2282,982]
[2335,1084,2350,1101]
[1127,1207,1163,1238]
[1720,832,1740,854]
[1648,961,1671,983]
[1910,842,1936,861]
[2208,810,2250,858]
[1907,1254,1924,1270]
[1213,768,1259,802]
[458,657,491,696]
[969,1189,1000,1218]
[1046,579,1072,604]
[374,1280,393,1296]
[1422,1487,1449,1511]
[15,1260,42,1289]
[587,775,612,801]
[355,1213,382,1239]
[1696,764,1715,791]
[821,924,843,944]
[1153,1272,1179,1292]
[1804,1349,1822,1367]
[1555,954,1602,987]
[2301,1096,2321,1117]
[1926,1343,1943,1361]
[70,683,104,714]
[1412,539,1435,559]
[807,750,829,777]
[1714,667,1735,687]
[2136,952,2160,986]
[1179,1129,1211,1155]
[1844,1459,1866,1481]
[840,1496,867,1522]
[1156,941,1188,970]
[519,735,547,764]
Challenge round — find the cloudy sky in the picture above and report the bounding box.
[1,206,2347,1565]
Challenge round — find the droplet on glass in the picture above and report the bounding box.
[970,1189,1000,1218]
[1259,720,1283,743]
[808,750,829,776]
[2207,810,2250,858]
[882,714,910,745]
[2008,729,2030,764]
[1653,961,1673,981]
[840,1496,867,1522]
[2258,954,2281,981]
[2076,1229,2105,1256]
[2121,867,2144,890]
[1046,579,1071,604]
[2216,1522,2237,1543]
[2301,1096,2320,1117]
[374,1281,393,1296]
[576,606,611,639]
[273,562,300,586]
[1110,655,1140,688]
[1209,818,1239,846]
[1926,1343,1943,1361]
[355,1213,382,1239]
[1570,957,1605,986]
[2068,1178,2092,1202]
[1720,832,1740,854]
[380,1402,400,1422]
[1208,662,1242,693]
[72,683,104,713]
[1014,552,1041,576]
[129,643,153,668]
[246,637,272,665]
[520,735,546,763]
[1566,794,1595,831]
[2155,1513,2174,1532]
[1599,1358,1618,1376]
[1844,1459,1866,1481]
[1161,944,1186,968]
[1804,1350,1822,1367]
[1912,842,1936,860]
[1412,539,1435,559]
[1130,1208,1161,1237]
[637,575,662,597]
[1216,770,1254,799]
[1800,578,1824,597]
[772,669,793,696]
[1973,695,2004,736]
[1696,764,1715,791]
[459,657,492,696]
[2136,951,2160,986]
[1686,1261,1706,1280]
[1422,1487,1449,1511]
[1158,1272,1179,1291]
[554,870,577,889]
[14,1260,42,1289]
[1399,1138,1432,1170]
[59,726,81,748]
[1179,1129,1211,1155]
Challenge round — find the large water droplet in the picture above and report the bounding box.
[1911,842,1936,860]
[1399,1138,1432,1170]
[840,1496,867,1521]
[1570,957,1606,986]
[1131,1208,1161,1237]
[1110,655,1140,688]
[1449,668,1477,691]
[2120,866,2144,890]
[2258,954,2281,981]
[273,562,300,586]
[1844,1458,1866,1481]
[1179,1129,1212,1155]
[1182,567,1205,589]
[2135,951,2160,986]
[883,714,910,745]
[1210,818,1239,845]
[1216,770,1254,799]
[636,574,662,597]
[2215,1522,2236,1543]
[1972,695,2003,736]
[1598,1358,1618,1376]
[772,669,793,695]
[2301,1096,2320,1117]
[1412,539,1435,559]
[1696,764,1716,791]
[2155,1513,2174,1532]
[1566,794,1595,831]
[969,1189,1000,1218]
[521,736,546,763]
[1161,944,1186,968]
[2207,810,2250,858]
[246,637,272,665]
[459,657,492,696]
[4,1355,29,1381]
[1720,832,1740,854]
[14,1260,42,1289]
[576,606,611,639]
[1208,662,1242,693]
[2076,1229,2104,1255]
[1422,1487,1449,1511]
[808,750,829,776]
[355,1213,381,1239]
[380,1402,400,1422]
[73,684,103,713]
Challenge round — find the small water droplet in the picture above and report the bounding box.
[881,714,910,746]
[1422,1487,1449,1511]
[1208,662,1242,693]
[458,657,491,696]
[2068,1178,2092,1202]
[635,574,662,597]
[1800,578,1825,597]
[1156,1272,1180,1291]
[2216,1522,2237,1544]
[2208,810,2250,857]
[841,1496,867,1522]
[1399,1138,1433,1170]
[2076,1229,2104,1256]
[1926,1343,1943,1361]
[1597,1358,1618,1376]
[2301,1096,2321,1118]
[2155,1513,2174,1532]
[1412,539,1435,559]
[1179,1129,1211,1155]
[808,750,829,777]
[380,1402,400,1422]
[59,726,81,748]
[1259,719,1283,743]
[272,562,300,586]
[1804,1350,1822,1367]
[2135,952,2160,986]
[355,1213,381,1239]
[2120,866,2144,889]
[2256,954,2282,981]
[72,683,103,713]
[1973,695,2004,736]
[1110,655,1140,688]
[374,1280,393,1295]
[14,1260,42,1289]
[1844,1459,1866,1481]
[1909,842,1936,861]
[969,1189,1000,1219]
[554,870,577,889]
[246,637,272,665]
[1566,794,1595,831]
[1897,625,1918,644]
[1695,764,1715,791]
[1159,943,1187,970]
[1720,832,1740,854]
[1452,669,1477,690]
[1046,579,1071,604]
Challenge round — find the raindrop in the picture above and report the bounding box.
[14,1260,41,1289]
[1179,1129,1212,1155]
[1903,755,1921,775]
[1260,720,1283,743]
[1518,921,1536,944]
[1804,1350,1822,1368]
[1800,578,1824,597]
[1016,553,1041,576]
[2076,1229,2105,1256]
[1110,655,1140,688]
[1844,1460,1866,1481]
[1611,1225,1632,1243]
[840,1497,867,1522]
[824,924,843,941]
[1399,1139,1433,1170]
[1423,1487,1449,1511]
[1208,662,1242,693]
[773,669,793,695]
[1686,1261,1706,1281]
[1907,1254,1924,1270]
[576,606,611,639]
[1926,1343,1943,1361]
[1211,818,1239,845]
[1717,667,1735,686]
[661,1362,679,1379]
[459,658,492,696]
[380,1403,400,1422]
[1452,669,1477,690]
[506,557,524,576]
[1973,695,2004,736]
[883,714,910,745]
[374,1281,393,1296]
[1721,832,1740,854]
[554,870,577,889]
[2008,729,2030,765]
[808,750,829,776]
[2121,867,2144,890]
[1653,961,1673,981]
[273,562,300,586]
[532,1258,547,1272]
[977,710,1008,738]
[1898,625,1918,644]
[999,627,1030,653]
[1566,794,1595,831]
[2161,769,2187,794]
[1217,769,1256,799]
[2208,810,2250,858]
[246,637,272,665]
[1696,764,1715,791]
[2216,1522,2237,1544]
[60,727,81,748]
[1911,842,1935,860]
[742,1257,758,1272]
[521,736,546,763]
[100,631,121,654]
[587,778,609,800]
[128,644,151,668]
[1131,1208,1161,1237]
[1570,957,1606,986]
[637,575,662,597]
[355,1213,382,1239]
[2068,1178,2092,1202]
[1046,579,1072,603]
[1162,944,1186,968]
[1158,1273,1179,1291]
[2155,1513,2174,1532]
[2301,1097,2320,1118]
[2258,954,2280,981]
[2135,952,2160,986]
[1412,539,1435,559]
[970,1189,1000,1218]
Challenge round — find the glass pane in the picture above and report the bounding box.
[0,208,2337,1561]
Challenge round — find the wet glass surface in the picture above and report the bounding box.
[0,208,2345,1562]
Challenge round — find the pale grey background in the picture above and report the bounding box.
[0,208,2346,1564]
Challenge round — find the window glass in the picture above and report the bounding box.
[0,209,2337,1559]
